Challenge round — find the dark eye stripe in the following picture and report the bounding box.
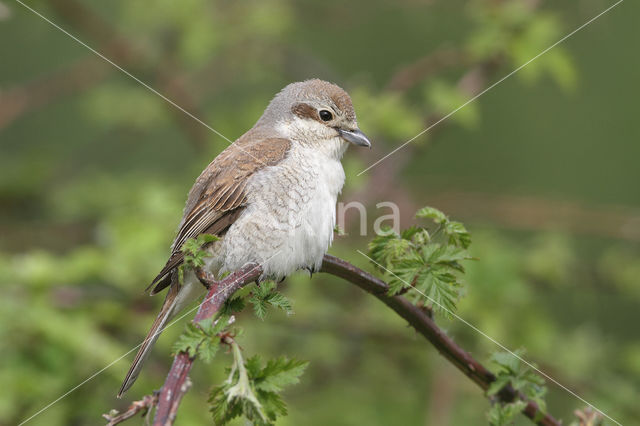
[291,103,320,121]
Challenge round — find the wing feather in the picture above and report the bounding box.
[147,136,291,294]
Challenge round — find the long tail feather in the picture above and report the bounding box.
[118,284,180,398]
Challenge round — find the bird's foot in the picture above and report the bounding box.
[304,266,315,278]
[195,268,217,290]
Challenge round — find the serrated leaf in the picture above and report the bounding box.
[255,358,308,393]
[172,323,204,357]
[265,292,293,315]
[247,282,293,320]
[416,206,448,223]
[444,221,472,248]
[220,297,246,316]
[411,228,431,246]
[426,244,470,264]
[198,234,220,244]
[371,206,472,316]
[173,316,229,361]
[196,317,216,336]
[487,399,528,426]
[368,229,404,268]
[198,337,220,363]
[490,350,523,375]
[251,299,268,320]
[209,382,242,425]
[386,277,407,296]
[257,390,287,420]
[486,375,511,396]
[400,226,422,240]
[180,234,219,270]
[486,349,548,423]
[209,352,307,426]
[245,355,263,378]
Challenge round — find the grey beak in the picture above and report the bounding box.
[338,128,371,148]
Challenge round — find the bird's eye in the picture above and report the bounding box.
[319,110,333,121]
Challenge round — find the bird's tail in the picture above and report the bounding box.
[117,283,180,398]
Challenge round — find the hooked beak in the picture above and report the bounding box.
[338,128,371,148]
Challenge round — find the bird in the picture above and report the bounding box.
[118,79,371,397]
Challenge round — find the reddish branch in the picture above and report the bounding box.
[114,255,560,426]
[152,263,262,426]
[320,255,559,426]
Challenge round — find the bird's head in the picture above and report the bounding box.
[258,79,371,155]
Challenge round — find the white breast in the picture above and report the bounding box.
[218,141,346,279]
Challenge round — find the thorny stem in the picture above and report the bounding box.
[151,263,262,426]
[113,255,560,426]
[319,254,560,426]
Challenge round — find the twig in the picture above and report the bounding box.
[103,392,158,426]
[152,263,262,426]
[320,254,560,426]
[116,255,559,426]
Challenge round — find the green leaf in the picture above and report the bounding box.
[370,206,472,316]
[486,349,548,424]
[209,382,242,425]
[172,317,229,361]
[247,281,294,320]
[487,399,528,426]
[444,220,472,248]
[251,298,268,320]
[254,357,309,393]
[245,355,264,378]
[198,234,220,244]
[486,375,511,397]
[416,206,448,223]
[265,292,293,315]
[172,323,205,357]
[209,351,307,425]
[180,234,219,270]
[257,390,288,421]
[220,296,246,316]
[400,226,422,240]
[490,350,524,375]
[198,336,220,363]
[196,317,217,336]
[368,228,404,268]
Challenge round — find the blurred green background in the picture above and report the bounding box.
[1,0,638,424]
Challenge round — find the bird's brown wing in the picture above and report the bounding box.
[147,136,291,294]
